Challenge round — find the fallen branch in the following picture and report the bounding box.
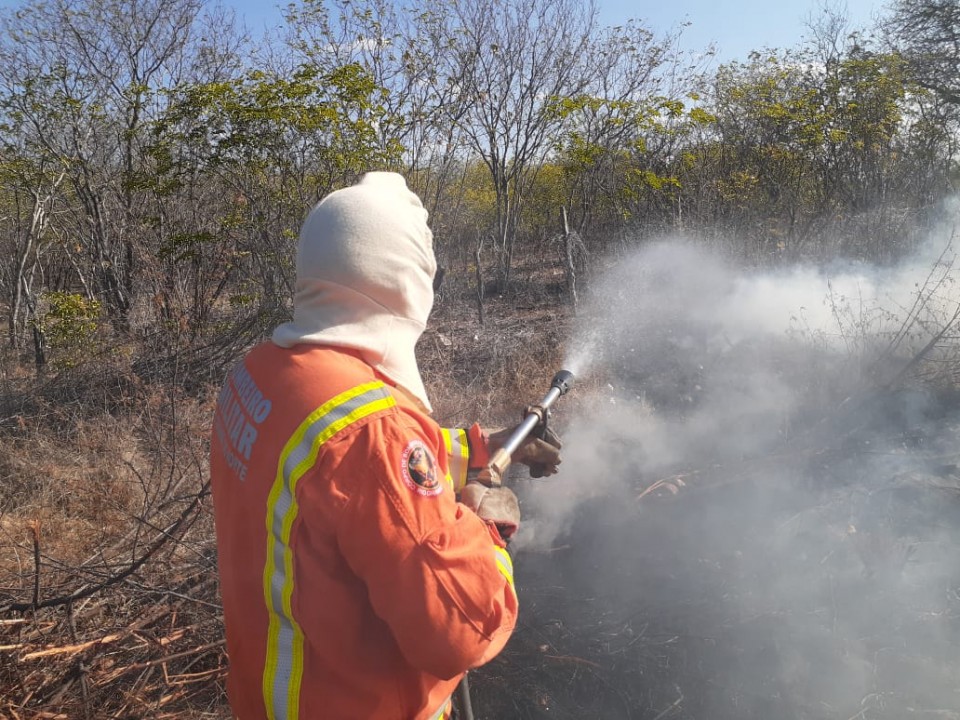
[1,482,209,614]
[122,639,225,672]
[650,689,684,720]
[0,618,30,627]
[21,633,127,661]
[542,654,601,669]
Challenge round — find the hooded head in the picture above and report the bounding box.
[272,172,437,411]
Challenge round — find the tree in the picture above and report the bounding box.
[681,25,949,263]
[547,21,707,242]
[884,0,960,104]
[151,60,398,336]
[0,0,212,330]
[0,109,66,359]
[284,0,484,269]
[700,51,825,257]
[435,0,598,290]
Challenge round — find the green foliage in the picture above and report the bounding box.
[460,162,498,228]
[688,106,717,125]
[822,50,908,152]
[158,231,217,263]
[0,0,953,371]
[546,90,701,223]
[695,46,925,250]
[153,62,399,186]
[41,292,102,368]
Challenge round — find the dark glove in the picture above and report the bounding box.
[487,423,563,478]
[460,482,521,539]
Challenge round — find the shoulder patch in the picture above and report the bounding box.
[401,439,443,497]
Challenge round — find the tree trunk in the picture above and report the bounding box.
[561,206,587,313]
[474,234,485,327]
[20,277,46,373]
[562,207,578,312]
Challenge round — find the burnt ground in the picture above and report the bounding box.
[455,246,960,720]
[467,404,960,720]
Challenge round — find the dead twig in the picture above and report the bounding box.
[19,632,128,660]
[521,544,572,554]
[637,477,687,501]
[881,302,960,391]
[65,602,91,720]
[28,519,41,610]
[542,654,602,669]
[121,639,225,672]
[650,688,684,720]
[163,664,227,686]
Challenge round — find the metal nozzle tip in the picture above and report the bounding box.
[551,369,575,395]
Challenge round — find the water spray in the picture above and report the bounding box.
[478,369,575,486]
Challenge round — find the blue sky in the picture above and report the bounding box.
[0,0,889,63]
[235,0,889,62]
[621,0,888,60]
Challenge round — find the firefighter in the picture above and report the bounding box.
[209,172,562,720]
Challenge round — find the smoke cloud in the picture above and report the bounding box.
[512,219,960,718]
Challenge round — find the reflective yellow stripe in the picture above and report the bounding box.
[261,381,395,720]
[427,696,452,720]
[440,427,469,492]
[493,545,515,591]
[440,429,455,491]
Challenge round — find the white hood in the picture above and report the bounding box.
[272,172,437,411]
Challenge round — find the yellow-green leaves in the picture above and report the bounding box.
[154,61,396,180]
[41,292,102,369]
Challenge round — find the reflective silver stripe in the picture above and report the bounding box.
[263,382,395,720]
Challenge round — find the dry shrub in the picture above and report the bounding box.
[425,272,573,427]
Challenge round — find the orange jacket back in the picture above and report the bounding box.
[210,343,517,720]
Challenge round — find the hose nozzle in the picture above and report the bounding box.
[479,369,575,487]
[551,369,575,396]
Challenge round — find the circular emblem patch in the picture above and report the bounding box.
[401,439,443,497]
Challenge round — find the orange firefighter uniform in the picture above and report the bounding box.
[210,342,517,720]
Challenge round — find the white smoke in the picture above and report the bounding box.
[511,216,960,717]
[521,229,960,546]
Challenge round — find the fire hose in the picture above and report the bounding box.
[458,369,575,719]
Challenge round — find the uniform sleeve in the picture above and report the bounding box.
[438,423,490,492]
[334,417,517,681]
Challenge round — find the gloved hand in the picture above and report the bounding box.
[487,423,562,478]
[460,482,521,539]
